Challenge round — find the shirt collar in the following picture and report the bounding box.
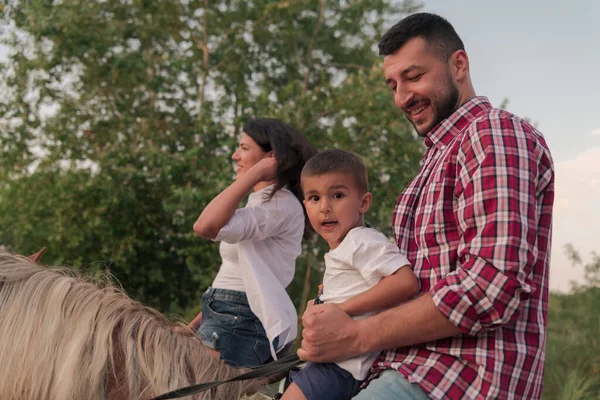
[424,96,492,149]
[249,183,276,203]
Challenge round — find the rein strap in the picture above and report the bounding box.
[151,353,302,400]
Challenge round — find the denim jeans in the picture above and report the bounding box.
[352,370,430,400]
[197,287,276,368]
[289,361,363,400]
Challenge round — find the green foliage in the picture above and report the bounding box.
[2,2,599,397]
[544,247,600,399]
[0,0,423,314]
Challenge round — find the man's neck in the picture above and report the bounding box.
[457,87,477,108]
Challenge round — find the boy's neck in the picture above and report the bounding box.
[326,222,365,250]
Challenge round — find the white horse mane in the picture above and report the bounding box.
[0,251,263,399]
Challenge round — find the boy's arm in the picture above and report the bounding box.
[339,266,418,317]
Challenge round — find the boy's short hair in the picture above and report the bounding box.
[301,149,369,194]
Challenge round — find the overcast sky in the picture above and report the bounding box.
[420,0,600,291]
[2,1,599,292]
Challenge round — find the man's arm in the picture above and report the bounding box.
[298,293,460,362]
[299,115,551,362]
[339,266,418,317]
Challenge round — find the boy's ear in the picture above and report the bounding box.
[359,192,373,214]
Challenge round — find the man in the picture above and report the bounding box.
[298,13,554,400]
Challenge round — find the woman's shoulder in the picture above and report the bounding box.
[263,188,303,215]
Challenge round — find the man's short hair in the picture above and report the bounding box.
[301,149,369,194]
[378,12,464,61]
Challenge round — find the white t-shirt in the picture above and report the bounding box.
[212,185,304,359]
[320,226,411,380]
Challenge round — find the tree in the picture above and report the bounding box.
[543,245,600,400]
[0,0,423,314]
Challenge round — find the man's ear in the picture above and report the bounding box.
[449,49,469,82]
[359,192,373,214]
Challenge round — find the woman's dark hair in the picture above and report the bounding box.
[243,118,317,237]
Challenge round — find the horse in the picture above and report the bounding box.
[0,250,265,400]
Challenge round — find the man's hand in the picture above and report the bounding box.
[304,299,316,315]
[297,303,364,363]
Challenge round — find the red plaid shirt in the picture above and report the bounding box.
[371,97,554,399]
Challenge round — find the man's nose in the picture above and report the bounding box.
[394,84,413,110]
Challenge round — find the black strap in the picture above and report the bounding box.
[151,353,302,400]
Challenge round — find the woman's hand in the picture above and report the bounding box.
[188,311,203,331]
[248,156,278,183]
[193,156,276,239]
[173,311,203,334]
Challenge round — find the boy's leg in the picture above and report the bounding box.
[284,362,362,400]
[280,382,306,400]
[352,370,430,400]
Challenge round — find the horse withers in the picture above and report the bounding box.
[0,250,265,400]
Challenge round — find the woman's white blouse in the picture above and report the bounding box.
[212,185,303,358]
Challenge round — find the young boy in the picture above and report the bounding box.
[282,149,419,400]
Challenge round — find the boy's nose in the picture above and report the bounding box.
[320,200,331,213]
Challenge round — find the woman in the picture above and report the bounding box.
[190,118,316,368]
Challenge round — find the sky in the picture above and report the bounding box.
[1,1,599,292]
[420,0,600,292]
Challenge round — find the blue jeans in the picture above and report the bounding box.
[353,370,430,400]
[197,287,276,368]
[289,362,363,400]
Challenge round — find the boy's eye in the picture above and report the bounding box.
[333,192,344,199]
[308,195,319,202]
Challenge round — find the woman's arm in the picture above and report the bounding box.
[193,157,277,239]
[339,266,418,317]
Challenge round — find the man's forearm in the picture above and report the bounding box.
[357,293,462,354]
[298,292,462,363]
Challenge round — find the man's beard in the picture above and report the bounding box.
[409,75,460,137]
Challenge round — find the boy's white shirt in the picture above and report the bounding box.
[212,185,304,359]
[320,226,411,380]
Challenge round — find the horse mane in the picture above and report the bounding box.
[0,251,263,399]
